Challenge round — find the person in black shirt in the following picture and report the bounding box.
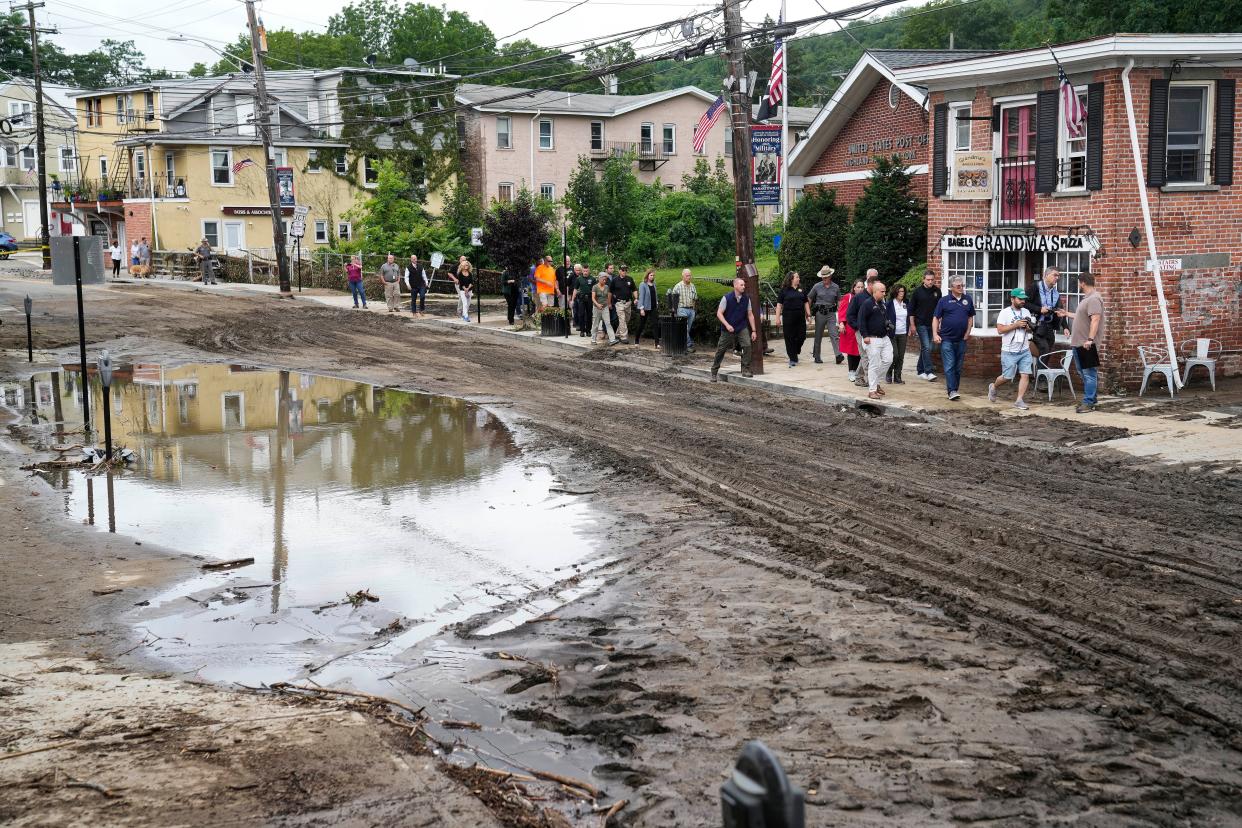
[502,268,520,325]
[846,269,881,386]
[907,269,943,381]
[555,255,572,308]
[857,280,893,399]
[609,265,638,343]
[775,271,811,367]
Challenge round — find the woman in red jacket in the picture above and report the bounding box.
[837,278,864,382]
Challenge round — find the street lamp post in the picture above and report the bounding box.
[97,349,114,461]
[23,295,32,362]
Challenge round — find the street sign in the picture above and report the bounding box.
[289,205,309,239]
[470,227,483,247]
[51,235,105,285]
[430,252,445,270]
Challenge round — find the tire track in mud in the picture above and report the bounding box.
[76,297,1242,742]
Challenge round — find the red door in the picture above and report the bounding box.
[999,104,1036,224]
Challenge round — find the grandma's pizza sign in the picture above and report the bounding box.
[942,233,1100,254]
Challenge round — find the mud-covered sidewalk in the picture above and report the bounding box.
[2,278,1241,825]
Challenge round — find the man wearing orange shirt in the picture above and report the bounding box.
[534,255,560,308]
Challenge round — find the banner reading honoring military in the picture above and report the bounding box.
[276,167,295,207]
[751,124,781,206]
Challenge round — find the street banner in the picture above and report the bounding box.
[470,227,483,247]
[751,124,781,206]
[276,166,295,207]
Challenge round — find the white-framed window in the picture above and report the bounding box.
[115,95,126,125]
[337,221,351,241]
[201,219,220,247]
[58,146,75,173]
[590,120,604,151]
[1166,82,1212,185]
[84,98,98,127]
[1045,251,1089,314]
[307,149,320,172]
[20,146,36,171]
[952,103,972,151]
[498,182,513,203]
[1058,88,1088,190]
[134,150,145,186]
[99,156,107,179]
[7,101,31,121]
[144,91,154,122]
[944,248,1019,330]
[363,156,378,185]
[210,147,233,185]
[539,183,555,201]
[640,122,654,153]
[334,151,347,174]
[538,118,554,150]
[724,129,733,157]
[496,116,512,149]
[222,392,245,429]
[272,147,287,167]
[236,98,255,137]
[662,123,675,155]
[313,219,328,243]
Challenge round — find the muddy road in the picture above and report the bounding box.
[3,281,1242,824]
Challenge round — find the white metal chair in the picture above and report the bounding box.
[1180,338,1220,391]
[1138,345,1177,399]
[1034,349,1075,401]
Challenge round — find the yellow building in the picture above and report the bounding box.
[55,67,451,257]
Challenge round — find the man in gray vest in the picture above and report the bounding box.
[806,265,842,365]
[710,277,757,382]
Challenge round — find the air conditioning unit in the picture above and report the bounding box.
[185,383,197,399]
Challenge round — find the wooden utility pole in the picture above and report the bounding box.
[723,0,764,373]
[15,1,51,270]
[244,0,291,295]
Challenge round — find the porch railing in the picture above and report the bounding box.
[994,154,1035,227]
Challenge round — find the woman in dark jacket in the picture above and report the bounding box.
[502,268,520,325]
[775,271,811,367]
[885,283,911,383]
[634,269,660,347]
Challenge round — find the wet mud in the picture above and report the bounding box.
[3,286,1242,824]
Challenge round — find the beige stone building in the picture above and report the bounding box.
[0,78,77,242]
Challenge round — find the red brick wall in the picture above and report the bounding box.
[803,78,930,208]
[925,67,1242,387]
[123,201,153,249]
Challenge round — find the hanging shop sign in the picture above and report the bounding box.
[222,206,296,216]
[751,124,781,206]
[952,151,993,199]
[941,233,1099,253]
[276,166,295,207]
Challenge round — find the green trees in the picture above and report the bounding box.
[345,159,459,256]
[566,154,639,254]
[844,155,927,284]
[628,191,733,267]
[777,187,850,286]
[482,188,550,281]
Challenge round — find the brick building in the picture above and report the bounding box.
[893,34,1241,386]
[787,50,995,208]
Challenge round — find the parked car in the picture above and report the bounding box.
[0,232,17,259]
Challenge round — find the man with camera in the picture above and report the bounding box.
[988,287,1035,410]
[806,266,842,364]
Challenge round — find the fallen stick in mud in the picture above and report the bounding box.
[593,798,628,822]
[441,719,483,730]
[200,558,255,572]
[469,764,537,783]
[528,768,600,798]
[268,682,425,721]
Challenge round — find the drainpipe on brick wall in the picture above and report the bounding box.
[529,109,542,191]
[1121,58,1182,388]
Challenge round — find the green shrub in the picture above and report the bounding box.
[894,261,928,295]
[844,155,927,284]
[778,187,850,290]
[625,191,733,267]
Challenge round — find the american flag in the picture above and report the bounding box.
[1058,63,1086,138]
[693,96,727,154]
[756,13,785,123]
[232,157,258,173]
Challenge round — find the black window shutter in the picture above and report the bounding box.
[932,103,948,197]
[1086,82,1104,190]
[1214,78,1235,186]
[1035,88,1059,194]
[1147,78,1170,187]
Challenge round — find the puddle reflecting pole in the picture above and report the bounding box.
[105,472,116,533]
[23,295,32,362]
[97,350,114,461]
[72,236,91,433]
[85,476,95,526]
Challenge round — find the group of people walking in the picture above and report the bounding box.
[762,263,1105,411]
[345,253,473,320]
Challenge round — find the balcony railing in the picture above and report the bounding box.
[588,140,671,168]
[994,154,1035,227]
[1166,148,1213,185]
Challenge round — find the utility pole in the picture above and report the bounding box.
[244,0,291,295]
[723,0,763,373]
[14,1,51,270]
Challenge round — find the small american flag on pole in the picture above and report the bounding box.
[1057,58,1086,138]
[756,12,786,122]
[231,157,258,173]
[693,96,727,154]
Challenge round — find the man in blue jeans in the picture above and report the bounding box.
[1069,272,1105,413]
[908,269,942,380]
[932,275,975,401]
[671,268,698,352]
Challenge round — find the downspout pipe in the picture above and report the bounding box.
[1120,58,1182,388]
[529,109,542,192]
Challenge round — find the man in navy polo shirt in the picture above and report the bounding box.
[710,277,757,382]
[932,275,975,400]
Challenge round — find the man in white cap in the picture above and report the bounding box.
[806,266,842,365]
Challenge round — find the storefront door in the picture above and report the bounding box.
[998,104,1036,224]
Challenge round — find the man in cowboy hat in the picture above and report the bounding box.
[806,265,842,365]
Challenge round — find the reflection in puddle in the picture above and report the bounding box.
[5,363,603,687]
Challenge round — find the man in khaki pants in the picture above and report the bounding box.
[379,253,402,312]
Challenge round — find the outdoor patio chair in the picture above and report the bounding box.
[1138,344,1177,399]
[1033,349,1075,401]
[1180,338,1220,391]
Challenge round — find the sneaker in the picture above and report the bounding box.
[710,371,719,383]
[926,373,937,382]
[987,383,997,403]
[1075,403,1096,414]
[847,371,857,382]
[814,357,823,364]
[741,371,754,378]
[836,354,844,364]
[949,391,961,401]
[1014,399,1029,410]
[609,339,621,345]
[788,360,796,368]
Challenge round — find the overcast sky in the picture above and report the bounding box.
[41,0,918,77]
